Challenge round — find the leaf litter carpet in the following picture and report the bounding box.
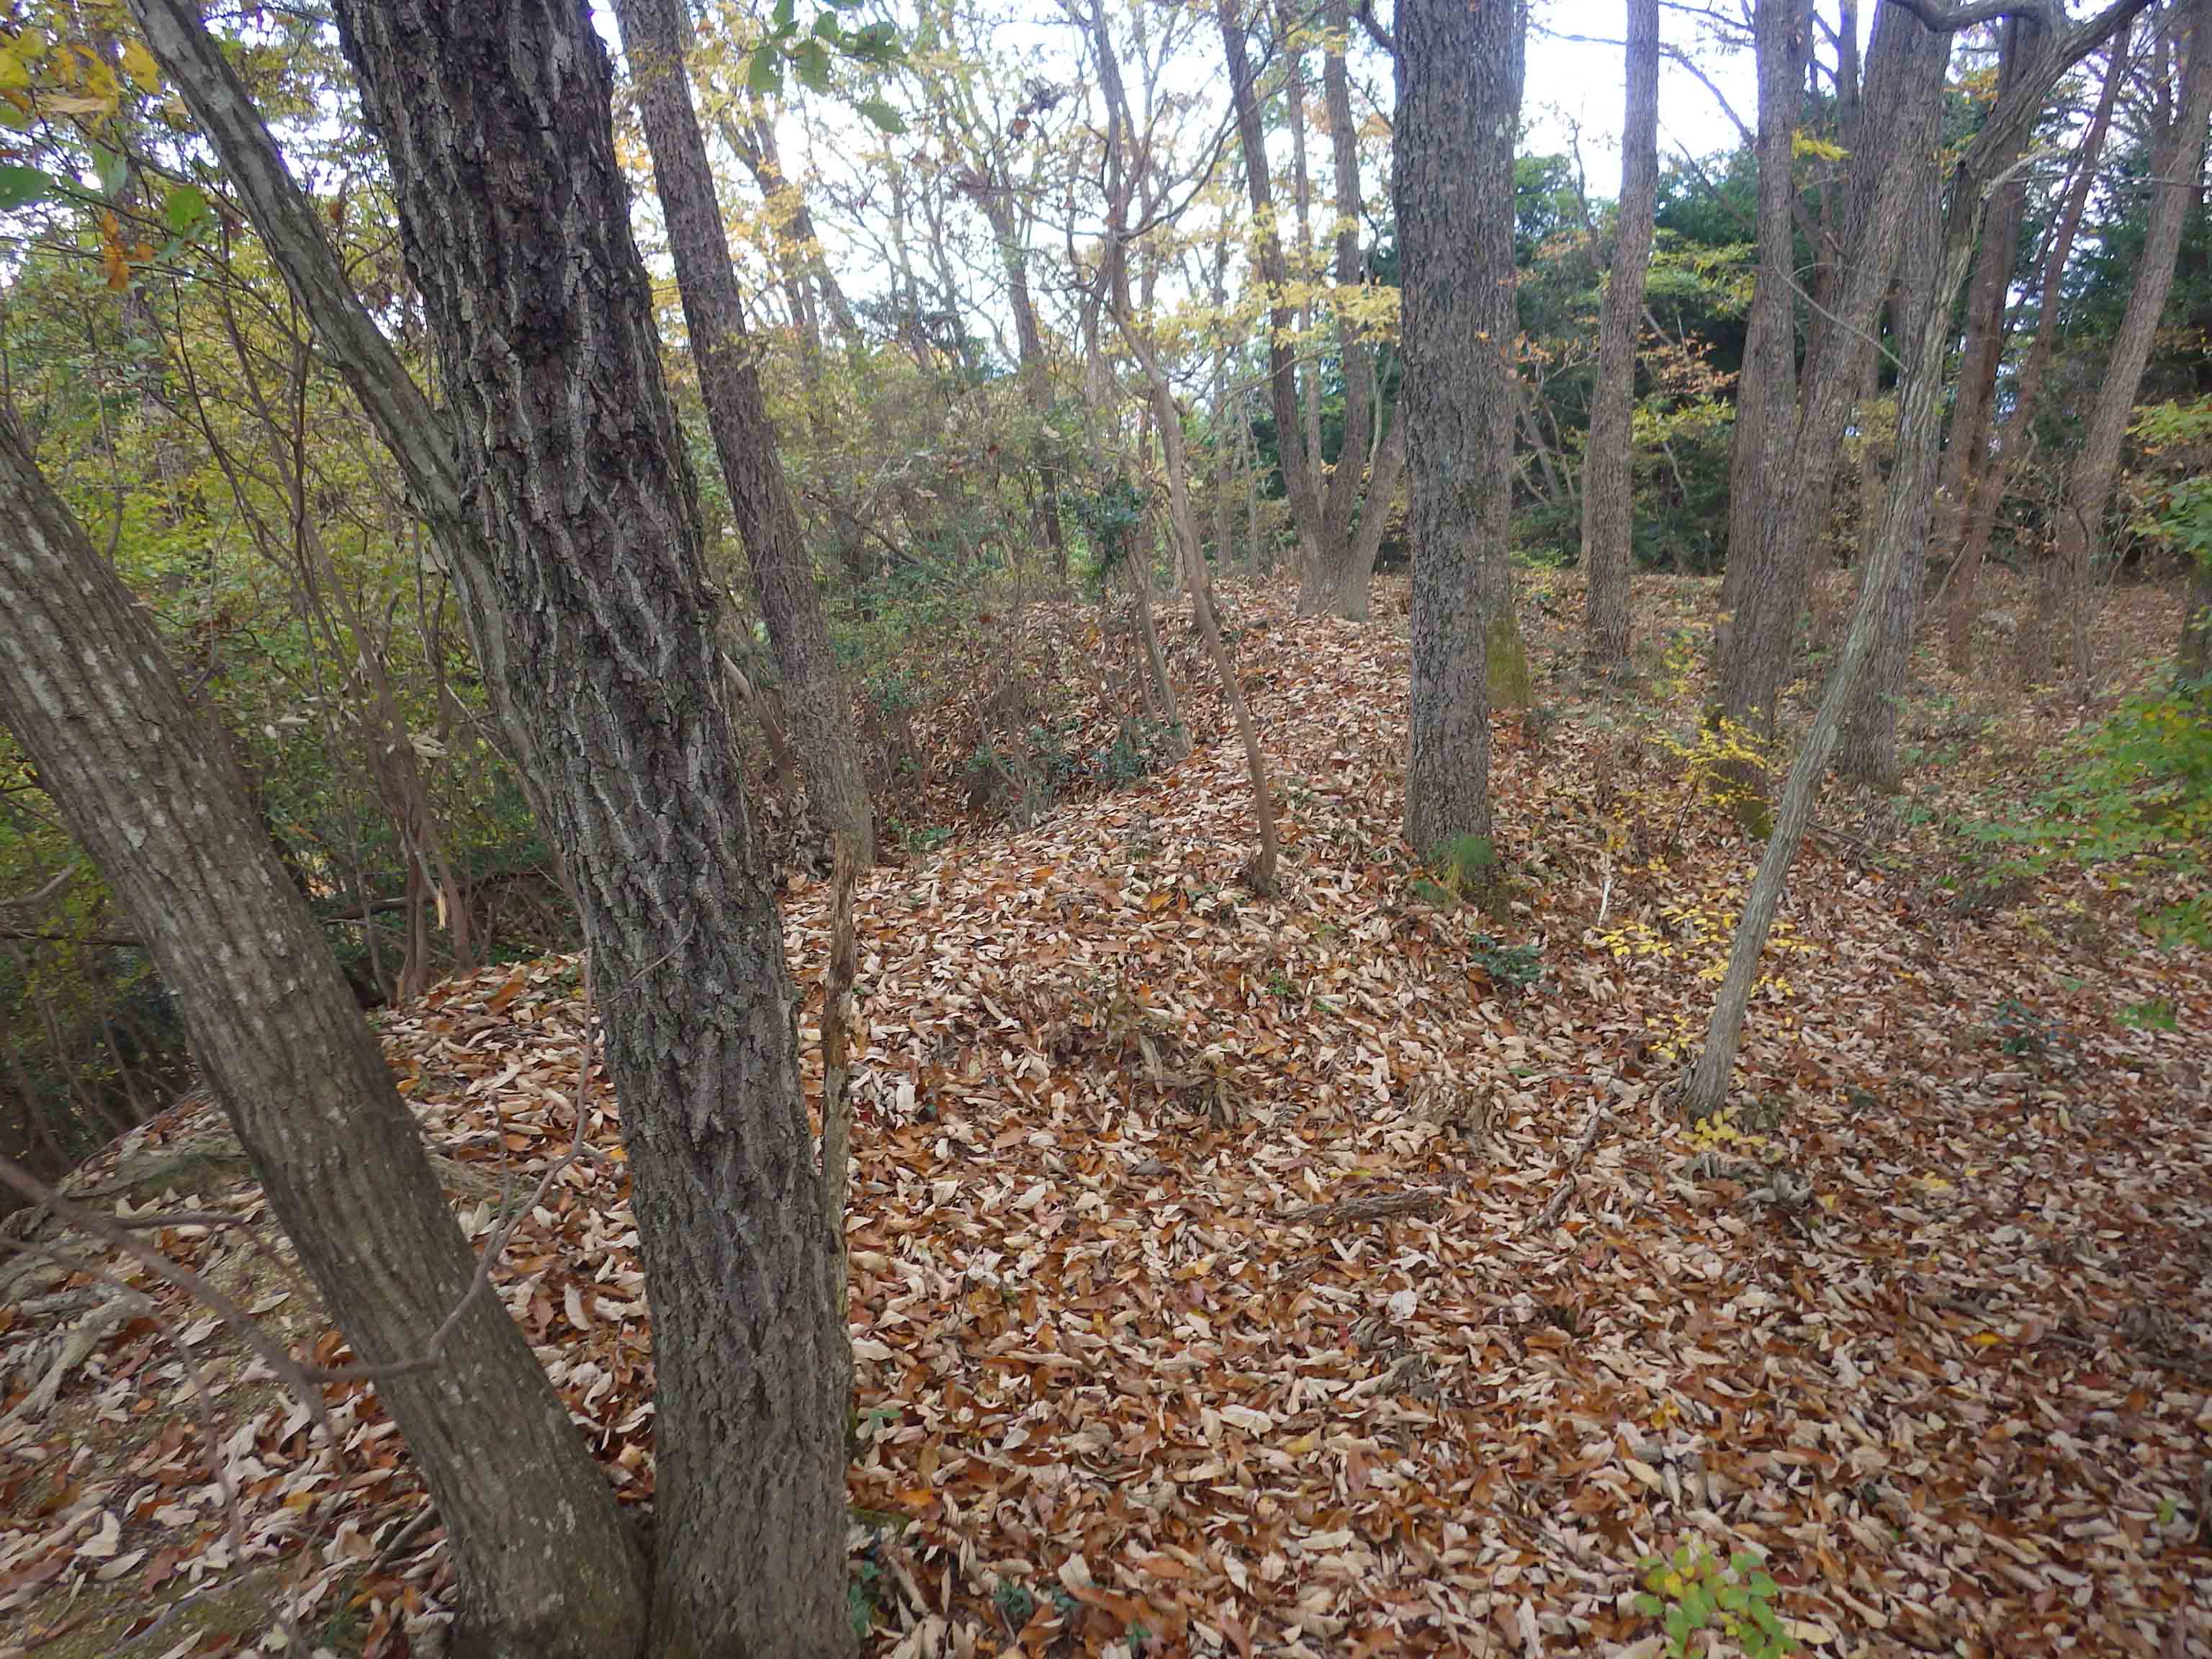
[3,580,2209,1658]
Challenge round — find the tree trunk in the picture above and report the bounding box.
[0,414,647,1659]
[1219,1,1327,579]
[1298,0,1382,619]
[1836,158,1945,788]
[125,0,548,827]
[971,179,1066,575]
[1719,1,1948,732]
[1398,0,1521,853]
[2028,0,2212,694]
[1930,18,2034,567]
[2182,552,2212,681]
[1581,0,1660,674]
[325,3,852,1654]
[616,0,873,866]
[1686,0,2154,1118]
[1947,24,2127,670]
[1717,0,1809,665]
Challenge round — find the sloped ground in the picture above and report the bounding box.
[3,572,2208,1658]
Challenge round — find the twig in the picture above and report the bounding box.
[1281,1188,1442,1226]
[0,1154,339,1444]
[1525,1103,1606,1234]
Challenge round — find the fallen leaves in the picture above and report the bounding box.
[3,574,2210,1656]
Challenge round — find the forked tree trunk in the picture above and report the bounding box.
[325,3,851,1653]
[125,0,549,826]
[1930,19,2034,567]
[1720,2,1948,733]
[2027,0,2212,694]
[1687,0,2154,1118]
[615,0,873,866]
[0,415,648,1659]
[1398,0,1522,853]
[1946,26,2126,670]
[1581,0,1660,674]
[1219,0,1326,578]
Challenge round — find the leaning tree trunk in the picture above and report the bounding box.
[0,415,647,1659]
[1581,0,1660,674]
[1717,0,1808,667]
[124,0,554,831]
[1398,0,1522,853]
[1686,0,2155,1118]
[2029,0,2212,694]
[615,0,872,865]
[325,3,852,1655]
[1719,1,1948,733]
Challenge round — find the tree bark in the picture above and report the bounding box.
[124,0,550,826]
[1930,18,2035,567]
[1946,23,2127,670]
[1717,0,1809,672]
[325,3,852,1653]
[1581,0,1661,674]
[1398,0,1521,853]
[1220,0,1328,583]
[1720,1,1949,732]
[1836,156,1946,788]
[1686,0,2156,1118]
[2028,0,2212,693]
[0,413,647,1659]
[615,0,873,865]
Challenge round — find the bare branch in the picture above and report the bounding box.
[1879,0,2059,31]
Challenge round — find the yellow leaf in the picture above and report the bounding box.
[122,40,161,90]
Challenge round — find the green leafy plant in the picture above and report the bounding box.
[1468,931,1542,992]
[1954,679,2212,945]
[1633,1545,1794,1658]
[992,1578,1038,1632]
[1439,833,1500,894]
[2118,999,2179,1031]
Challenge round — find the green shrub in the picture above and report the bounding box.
[1469,932,1542,992]
[1955,677,2212,945]
[1633,1545,1793,1658]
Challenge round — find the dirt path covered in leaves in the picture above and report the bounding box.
[4,574,2208,1658]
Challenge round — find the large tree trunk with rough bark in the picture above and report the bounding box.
[1717,0,1809,667]
[614,0,872,865]
[1398,0,1521,853]
[2026,0,2212,693]
[1720,1,1948,733]
[125,0,548,825]
[1581,0,1660,673]
[1946,25,2127,670]
[325,3,852,1655]
[0,414,648,1659]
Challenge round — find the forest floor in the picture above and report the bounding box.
[3,570,2209,1659]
